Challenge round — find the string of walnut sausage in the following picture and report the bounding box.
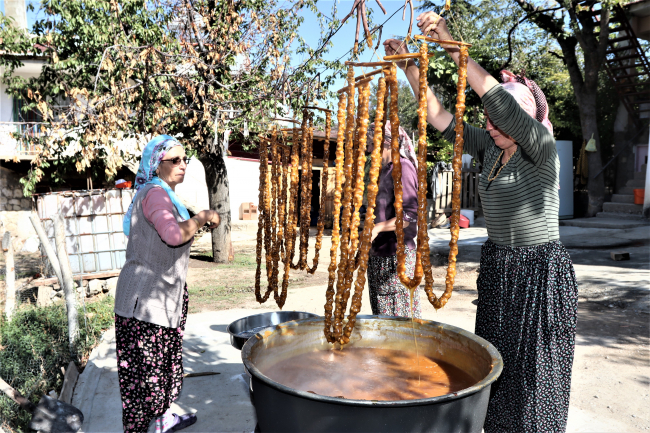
[307,110,332,275]
[255,133,274,303]
[255,37,470,326]
[286,124,301,270]
[330,65,358,341]
[340,75,388,344]
[291,113,312,270]
[390,43,432,311]
[323,91,349,343]
[277,137,289,259]
[255,125,297,308]
[386,40,470,311]
[254,105,334,308]
[279,124,303,307]
[433,45,469,308]
[269,130,281,299]
[324,63,389,345]
[324,40,471,343]
[332,81,371,342]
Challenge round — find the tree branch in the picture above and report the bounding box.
[501,6,562,70]
[185,0,206,53]
[512,0,565,36]
[596,7,612,67]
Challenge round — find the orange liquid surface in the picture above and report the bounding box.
[261,347,477,401]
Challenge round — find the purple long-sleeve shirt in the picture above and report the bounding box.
[370,157,418,257]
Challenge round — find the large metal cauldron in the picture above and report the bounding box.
[242,316,502,433]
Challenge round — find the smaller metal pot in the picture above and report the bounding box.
[227,311,319,350]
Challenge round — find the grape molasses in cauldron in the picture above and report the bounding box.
[242,316,502,433]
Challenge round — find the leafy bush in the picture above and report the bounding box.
[0,295,114,432]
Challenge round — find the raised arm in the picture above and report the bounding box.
[416,12,499,98]
[482,86,556,166]
[383,38,492,163]
[383,39,453,132]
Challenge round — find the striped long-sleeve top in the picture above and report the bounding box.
[442,85,560,247]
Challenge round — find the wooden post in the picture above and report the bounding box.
[29,213,64,287]
[58,361,79,404]
[52,214,78,353]
[2,231,15,320]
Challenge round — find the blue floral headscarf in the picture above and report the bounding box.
[123,135,190,236]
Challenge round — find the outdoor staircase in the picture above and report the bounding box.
[597,164,646,220]
[597,4,650,126]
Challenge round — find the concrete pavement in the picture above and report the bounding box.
[74,309,263,433]
[73,223,650,432]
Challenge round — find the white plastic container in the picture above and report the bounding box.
[556,140,573,219]
[36,189,131,277]
[460,209,475,226]
[462,154,473,170]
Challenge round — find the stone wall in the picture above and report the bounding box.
[0,166,36,243]
[0,166,31,211]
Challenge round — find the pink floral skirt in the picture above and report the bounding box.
[115,287,188,433]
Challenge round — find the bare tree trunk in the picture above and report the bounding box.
[2,232,15,320]
[575,90,605,216]
[53,214,78,353]
[200,151,233,263]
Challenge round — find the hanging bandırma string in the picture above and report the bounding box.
[254,34,472,328]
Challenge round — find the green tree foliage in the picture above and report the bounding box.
[368,79,419,136]
[419,0,621,215]
[411,0,575,162]
[411,0,622,206]
[0,14,34,72]
[0,0,341,262]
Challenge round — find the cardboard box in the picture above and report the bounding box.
[239,202,258,220]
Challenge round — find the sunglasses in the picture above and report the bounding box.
[160,156,190,166]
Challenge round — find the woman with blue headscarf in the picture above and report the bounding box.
[114,135,220,433]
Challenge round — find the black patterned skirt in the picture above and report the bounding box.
[115,287,189,433]
[367,248,422,318]
[476,239,578,433]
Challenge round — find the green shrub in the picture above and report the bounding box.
[0,295,114,432]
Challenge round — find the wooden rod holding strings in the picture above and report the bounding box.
[269,117,301,124]
[344,61,393,67]
[303,106,333,113]
[383,53,422,61]
[337,76,374,94]
[353,68,386,82]
[414,35,472,47]
[259,137,292,151]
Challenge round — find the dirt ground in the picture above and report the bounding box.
[2,228,649,432]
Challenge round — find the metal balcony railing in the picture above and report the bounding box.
[0,121,46,157]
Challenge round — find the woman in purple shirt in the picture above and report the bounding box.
[365,120,421,318]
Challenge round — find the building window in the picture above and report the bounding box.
[12,94,42,123]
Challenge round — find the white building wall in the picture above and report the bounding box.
[176,156,261,222]
[174,157,210,211]
[0,61,46,122]
[0,82,12,122]
[225,157,260,221]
